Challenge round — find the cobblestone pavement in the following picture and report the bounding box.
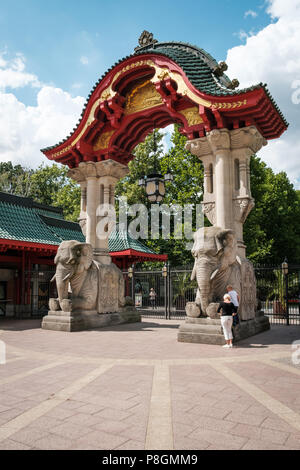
[0,318,300,450]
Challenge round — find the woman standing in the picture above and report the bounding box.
[149,288,157,309]
[217,294,237,348]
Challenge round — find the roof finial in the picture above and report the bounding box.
[134,31,158,52]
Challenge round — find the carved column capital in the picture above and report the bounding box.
[230,126,267,154]
[185,137,212,160]
[207,128,231,153]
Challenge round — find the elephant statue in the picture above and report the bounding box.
[49,240,125,314]
[191,226,241,316]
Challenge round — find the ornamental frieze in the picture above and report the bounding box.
[124,80,163,115]
[93,131,114,151]
[180,107,203,126]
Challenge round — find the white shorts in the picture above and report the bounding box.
[221,316,233,341]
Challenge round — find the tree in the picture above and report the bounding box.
[244,156,300,264]
[0,162,33,196]
[29,164,80,221]
[115,125,204,266]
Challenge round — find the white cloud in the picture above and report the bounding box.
[226,0,300,188]
[244,10,258,18]
[0,52,85,167]
[0,52,41,90]
[80,56,89,65]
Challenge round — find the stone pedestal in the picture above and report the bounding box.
[177,314,270,345]
[42,308,141,332]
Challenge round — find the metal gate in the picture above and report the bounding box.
[125,264,300,324]
[255,264,300,325]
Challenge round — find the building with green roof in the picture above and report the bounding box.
[0,192,166,317]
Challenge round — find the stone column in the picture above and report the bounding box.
[68,159,129,264]
[186,125,267,258]
[207,129,232,229]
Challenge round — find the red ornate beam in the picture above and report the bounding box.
[41,53,288,169]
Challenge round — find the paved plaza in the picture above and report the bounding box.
[0,318,300,450]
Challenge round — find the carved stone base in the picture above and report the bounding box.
[41,308,141,332]
[177,315,270,345]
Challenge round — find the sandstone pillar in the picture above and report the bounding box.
[186,125,267,258]
[68,159,129,264]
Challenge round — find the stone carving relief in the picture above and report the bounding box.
[49,240,125,314]
[201,202,216,225]
[234,197,255,223]
[190,226,241,316]
[189,226,256,321]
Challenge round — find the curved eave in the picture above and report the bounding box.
[41,48,288,162]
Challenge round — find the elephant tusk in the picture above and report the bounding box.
[210,268,219,280]
[191,262,196,281]
[62,272,72,282]
[236,255,242,265]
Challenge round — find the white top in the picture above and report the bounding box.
[228,289,239,307]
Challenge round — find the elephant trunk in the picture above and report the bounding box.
[55,265,74,306]
[195,258,218,315]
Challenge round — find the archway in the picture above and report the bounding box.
[41,32,288,332]
[42,32,287,263]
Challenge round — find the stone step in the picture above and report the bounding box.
[185,317,221,326]
[178,325,225,345]
[182,323,223,335]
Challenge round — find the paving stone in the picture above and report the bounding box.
[225,411,267,427]
[73,430,129,450]
[0,439,32,450]
[51,421,92,440]
[10,427,50,446]
[34,434,74,450]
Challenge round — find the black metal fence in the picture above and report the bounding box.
[17,264,300,325]
[128,264,300,325]
[255,264,300,325]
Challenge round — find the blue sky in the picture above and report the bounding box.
[0,0,272,104]
[0,0,299,188]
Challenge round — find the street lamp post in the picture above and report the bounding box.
[138,128,173,203]
[162,263,168,319]
[282,258,289,326]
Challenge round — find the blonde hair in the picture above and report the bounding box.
[224,294,231,301]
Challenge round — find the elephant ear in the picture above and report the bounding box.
[77,243,94,272]
[69,243,93,273]
[215,229,234,254]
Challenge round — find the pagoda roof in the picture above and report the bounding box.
[0,192,167,261]
[0,192,84,249]
[109,227,160,255]
[41,39,288,161]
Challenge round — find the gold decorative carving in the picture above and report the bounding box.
[48,59,213,159]
[180,107,203,126]
[93,131,114,151]
[124,80,163,115]
[51,145,73,159]
[212,99,247,110]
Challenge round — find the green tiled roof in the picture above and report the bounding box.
[135,42,235,96]
[0,200,61,245]
[109,228,157,255]
[0,192,160,256]
[42,40,288,153]
[0,192,84,246]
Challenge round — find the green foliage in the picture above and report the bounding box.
[0,162,80,222]
[115,125,204,266]
[0,162,33,196]
[1,129,300,266]
[244,156,300,264]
